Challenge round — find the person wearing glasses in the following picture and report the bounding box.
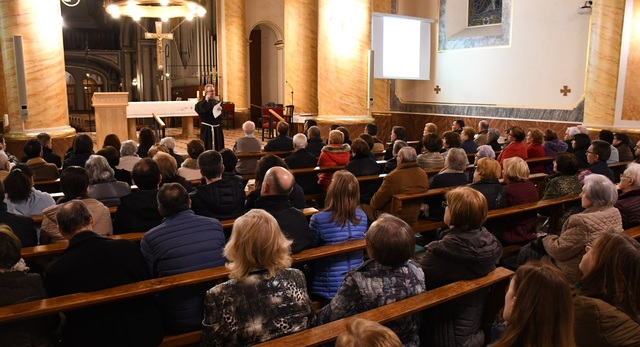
[573,232,640,347]
[615,162,640,229]
[578,140,614,184]
[420,187,502,347]
[497,126,527,164]
[195,84,224,151]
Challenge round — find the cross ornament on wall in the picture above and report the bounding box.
[434,85,441,94]
[145,21,174,71]
[560,85,571,96]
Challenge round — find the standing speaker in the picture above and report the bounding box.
[13,36,28,121]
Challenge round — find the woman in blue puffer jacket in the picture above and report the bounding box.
[309,170,367,300]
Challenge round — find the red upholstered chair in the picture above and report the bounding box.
[261,106,283,141]
[222,102,235,129]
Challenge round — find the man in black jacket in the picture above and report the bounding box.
[255,167,313,254]
[113,158,163,234]
[45,200,163,346]
[285,134,320,194]
[190,150,245,220]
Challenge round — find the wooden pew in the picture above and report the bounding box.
[255,267,514,347]
[22,207,320,260]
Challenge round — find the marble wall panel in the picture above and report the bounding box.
[621,0,640,121]
[222,0,248,109]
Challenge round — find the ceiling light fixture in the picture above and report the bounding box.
[104,0,206,21]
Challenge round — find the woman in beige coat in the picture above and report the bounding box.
[542,174,623,283]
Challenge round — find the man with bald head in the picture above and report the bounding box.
[254,166,313,253]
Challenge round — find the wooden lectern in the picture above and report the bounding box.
[92,92,129,144]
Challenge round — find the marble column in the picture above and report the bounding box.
[371,0,391,112]
[317,0,372,119]
[584,0,625,126]
[284,0,318,115]
[220,0,248,110]
[0,0,75,140]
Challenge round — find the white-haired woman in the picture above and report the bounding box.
[86,154,131,206]
[201,209,316,346]
[116,140,140,172]
[615,162,640,229]
[540,174,623,283]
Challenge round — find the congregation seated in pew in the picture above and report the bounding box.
[345,138,381,204]
[45,200,163,346]
[219,148,245,184]
[501,157,539,245]
[116,140,141,173]
[425,148,470,221]
[318,130,351,191]
[154,151,193,192]
[615,162,640,229]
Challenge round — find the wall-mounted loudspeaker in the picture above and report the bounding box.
[13,36,29,121]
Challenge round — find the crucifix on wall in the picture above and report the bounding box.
[145,21,173,71]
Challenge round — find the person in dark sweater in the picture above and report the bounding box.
[578,140,614,183]
[264,121,294,152]
[255,166,313,254]
[285,133,321,195]
[306,126,325,158]
[113,158,163,234]
[189,150,245,221]
[346,138,381,204]
[384,126,407,161]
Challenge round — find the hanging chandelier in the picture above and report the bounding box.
[104,0,206,21]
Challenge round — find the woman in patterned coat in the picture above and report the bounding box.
[318,214,426,346]
[201,209,316,346]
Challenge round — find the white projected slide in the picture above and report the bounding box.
[372,13,434,80]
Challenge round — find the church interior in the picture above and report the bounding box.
[0,0,639,346]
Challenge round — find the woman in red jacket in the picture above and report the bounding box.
[497,126,528,164]
[317,130,351,190]
[525,128,546,173]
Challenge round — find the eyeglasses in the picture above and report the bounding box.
[442,200,449,208]
[586,150,594,155]
[621,174,631,180]
[585,243,593,252]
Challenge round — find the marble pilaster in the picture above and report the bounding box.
[221,0,248,109]
[584,0,625,126]
[0,0,74,139]
[284,0,318,114]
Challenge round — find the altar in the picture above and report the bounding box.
[126,99,198,140]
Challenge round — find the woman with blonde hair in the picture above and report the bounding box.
[421,187,502,346]
[492,261,575,347]
[309,170,367,300]
[153,151,193,192]
[201,209,316,346]
[526,128,546,173]
[336,318,401,347]
[501,157,539,244]
[573,232,640,346]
